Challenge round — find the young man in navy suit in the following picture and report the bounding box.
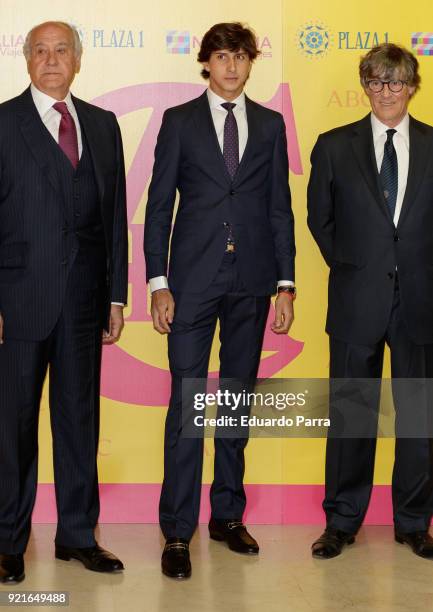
[145,22,295,578]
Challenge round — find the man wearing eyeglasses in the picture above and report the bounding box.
[308,43,433,559]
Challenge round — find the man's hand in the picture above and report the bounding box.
[0,313,3,344]
[151,289,175,334]
[103,304,125,344]
[270,293,294,334]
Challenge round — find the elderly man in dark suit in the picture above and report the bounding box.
[308,43,433,560]
[0,21,128,583]
[144,22,296,579]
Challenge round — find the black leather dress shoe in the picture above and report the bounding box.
[161,538,191,579]
[312,527,355,559]
[208,518,259,554]
[0,554,25,583]
[55,543,124,572]
[395,530,433,559]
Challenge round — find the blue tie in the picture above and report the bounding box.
[380,129,398,219]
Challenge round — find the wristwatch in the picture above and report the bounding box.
[277,286,297,300]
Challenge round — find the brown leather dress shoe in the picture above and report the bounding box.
[312,527,355,559]
[209,518,259,554]
[0,554,25,583]
[395,530,433,559]
[161,538,191,579]
[55,543,124,572]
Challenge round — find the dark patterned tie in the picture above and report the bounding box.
[221,102,239,179]
[53,101,79,169]
[380,128,398,219]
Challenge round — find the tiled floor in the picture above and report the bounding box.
[1,524,432,611]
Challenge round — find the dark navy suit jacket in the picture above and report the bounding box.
[144,91,295,296]
[308,113,433,345]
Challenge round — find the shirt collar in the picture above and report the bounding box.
[371,111,409,145]
[207,87,245,111]
[30,83,74,119]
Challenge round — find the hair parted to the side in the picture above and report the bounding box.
[23,21,83,60]
[359,42,420,94]
[197,22,260,79]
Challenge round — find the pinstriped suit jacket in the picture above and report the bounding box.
[0,87,128,341]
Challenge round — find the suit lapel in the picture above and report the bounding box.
[193,92,232,185]
[72,96,105,202]
[233,96,259,185]
[397,116,431,228]
[17,87,60,194]
[193,92,261,186]
[351,114,393,225]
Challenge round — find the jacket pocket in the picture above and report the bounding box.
[331,248,365,269]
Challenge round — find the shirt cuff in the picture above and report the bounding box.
[111,302,124,306]
[149,276,169,293]
[148,278,292,292]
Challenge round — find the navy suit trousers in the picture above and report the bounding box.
[160,253,270,540]
[0,247,105,553]
[324,278,433,534]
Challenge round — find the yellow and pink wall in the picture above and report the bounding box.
[2,0,433,524]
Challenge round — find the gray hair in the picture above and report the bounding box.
[23,21,83,60]
[359,43,420,93]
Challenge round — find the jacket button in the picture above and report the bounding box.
[61,259,68,266]
[223,222,229,228]
[230,190,235,195]
[387,272,394,279]
[394,235,399,242]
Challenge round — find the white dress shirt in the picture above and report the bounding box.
[30,83,83,157]
[206,87,248,159]
[149,86,293,293]
[371,112,409,226]
[31,83,123,307]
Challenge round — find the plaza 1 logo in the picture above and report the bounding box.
[297,22,332,58]
[338,31,388,49]
[92,29,144,48]
[91,83,304,406]
[68,21,144,48]
[297,22,389,58]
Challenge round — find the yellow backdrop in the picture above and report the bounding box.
[2,0,432,496]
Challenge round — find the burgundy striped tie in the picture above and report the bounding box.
[52,102,79,169]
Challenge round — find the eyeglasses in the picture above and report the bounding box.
[366,79,408,93]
